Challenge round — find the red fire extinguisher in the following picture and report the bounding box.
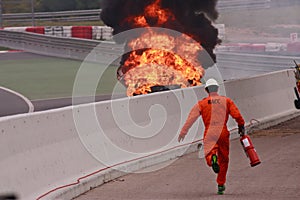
[240,135,261,167]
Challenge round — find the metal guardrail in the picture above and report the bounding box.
[0,29,123,63]
[4,15,101,23]
[3,9,101,22]
[3,9,101,19]
[216,51,300,80]
[217,52,299,70]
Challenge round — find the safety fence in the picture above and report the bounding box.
[2,9,101,23]
[216,42,300,56]
[0,69,298,199]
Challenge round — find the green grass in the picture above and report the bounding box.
[0,47,11,51]
[0,57,122,100]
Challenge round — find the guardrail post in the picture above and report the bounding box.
[31,0,35,26]
[100,27,103,40]
[0,0,3,28]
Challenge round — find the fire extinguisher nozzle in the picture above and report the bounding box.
[250,161,261,167]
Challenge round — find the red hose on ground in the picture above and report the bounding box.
[36,119,260,200]
[36,139,203,200]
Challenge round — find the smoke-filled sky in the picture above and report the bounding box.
[100,0,221,63]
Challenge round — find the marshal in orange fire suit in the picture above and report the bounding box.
[178,79,245,190]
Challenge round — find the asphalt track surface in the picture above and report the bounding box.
[0,52,54,116]
[0,52,126,116]
[75,116,300,200]
[0,88,125,116]
[0,87,32,117]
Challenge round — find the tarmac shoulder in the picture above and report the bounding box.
[75,116,300,200]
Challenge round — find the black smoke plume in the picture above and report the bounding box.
[100,0,221,65]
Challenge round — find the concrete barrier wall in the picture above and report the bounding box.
[235,70,296,117]
[225,70,299,133]
[0,69,298,199]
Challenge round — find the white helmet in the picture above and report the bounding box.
[205,78,219,88]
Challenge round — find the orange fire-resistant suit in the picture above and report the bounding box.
[180,92,245,185]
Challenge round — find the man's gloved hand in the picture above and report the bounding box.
[238,125,245,136]
[178,134,185,142]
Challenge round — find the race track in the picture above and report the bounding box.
[0,52,125,116]
[0,87,33,117]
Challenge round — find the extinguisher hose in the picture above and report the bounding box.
[294,87,300,100]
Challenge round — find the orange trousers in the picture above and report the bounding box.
[204,130,230,186]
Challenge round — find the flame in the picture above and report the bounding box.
[119,0,205,96]
[144,0,175,25]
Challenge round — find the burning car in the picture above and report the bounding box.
[101,0,221,96]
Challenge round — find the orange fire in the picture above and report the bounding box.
[119,0,205,96]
